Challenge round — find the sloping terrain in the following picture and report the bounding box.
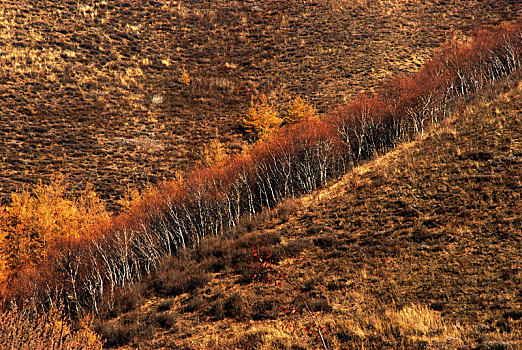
[1,0,519,211]
[93,72,521,349]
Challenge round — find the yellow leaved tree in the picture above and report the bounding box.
[242,94,282,141]
[283,96,317,125]
[203,137,228,166]
[0,179,110,287]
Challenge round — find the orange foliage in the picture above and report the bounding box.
[284,96,317,125]
[242,93,282,140]
[0,179,109,288]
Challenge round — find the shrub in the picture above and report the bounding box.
[151,263,210,297]
[224,292,250,320]
[209,296,225,321]
[252,297,278,320]
[183,295,204,313]
[101,282,146,319]
[95,322,137,348]
[154,313,177,329]
[283,238,310,257]
[276,199,300,223]
[157,300,172,312]
[313,236,336,249]
[311,298,333,313]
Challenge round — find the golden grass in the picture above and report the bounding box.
[0,308,103,350]
[324,304,465,348]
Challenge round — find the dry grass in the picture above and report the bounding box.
[91,72,522,349]
[0,308,103,350]
[322,304,465,349]
[0,1,520,348]
[0,0,517,211]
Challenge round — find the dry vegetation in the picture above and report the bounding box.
[0,1,521,349]
[0,307,103,350]
[0,19,518,349]
[92,70,521,350]
[0,0,519,211]
[1,11,519,305]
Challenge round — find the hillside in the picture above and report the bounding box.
[89,69,522,349]
[1,0,520,211]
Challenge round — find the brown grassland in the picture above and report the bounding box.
[0,0,520,211]
[0,1,521,349]
[90,69,521,350]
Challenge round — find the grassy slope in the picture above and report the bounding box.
[93,72,521,349]
[1,0,519,211]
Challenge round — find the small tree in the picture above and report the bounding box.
[202,132,228,166]
[242,94,282,141]
[179,70,191,86]
[284,96,317,125]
